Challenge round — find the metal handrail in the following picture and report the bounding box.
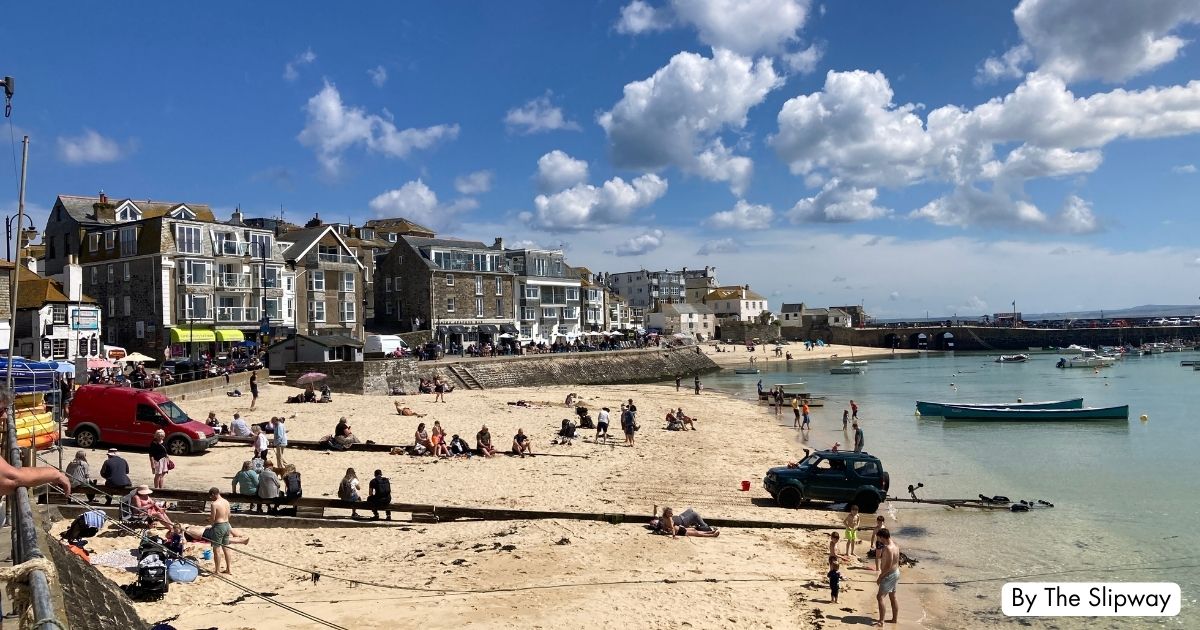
[6,405,64,630]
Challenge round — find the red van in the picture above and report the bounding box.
[68,385,218,456]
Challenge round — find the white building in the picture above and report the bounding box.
[647,303,715,339]
[703,285,769,321]
[16,258,104,362]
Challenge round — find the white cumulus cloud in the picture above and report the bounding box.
[706,200,775,230]
[616,0,672,33]
[599,48,781,194]
[297,81,458,176]
[1172,163,1198,174]
[368,179,477,230]
[788,179,890,223]
[618,0,811,56]
[524,173,668,232]
[783,44,823,74]
[976,44,1032,84]
[454,170,493,195]
[57,129,125,165]
[536,150,590,193]
[283,49,317,82]
[504,94,580,134]
[697,237,740,255]
[368,65,388,87]
[611,229,665,256]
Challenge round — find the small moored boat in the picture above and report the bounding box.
[829,360,867,375]
[938,404,1129,421]
[734,368,761,375]
[995,354,1029,363]
[915,398,1083,416]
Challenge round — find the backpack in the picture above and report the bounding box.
[374,477,392,503]
[284,471,302,498]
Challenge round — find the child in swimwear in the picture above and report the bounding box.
[843,505,861,556]
[828,555,844,603]
[828,531,840,558]
[870,515,886,571]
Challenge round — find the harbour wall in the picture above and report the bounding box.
[285,347,720,395]
[824,325,1200,351]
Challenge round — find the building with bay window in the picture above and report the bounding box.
[278,224,366,340]
[505,246,583,343]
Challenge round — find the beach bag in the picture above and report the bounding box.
[166,457,175,471]
[167,559,198,583]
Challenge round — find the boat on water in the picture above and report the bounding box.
[938,404,1130,421]
[995,354,1029,363]
[758,383,827,406]
[1055,349,1116,369]
[830,359,867,375]
[734,368,761,375]
[916,398,1083,416]
[1057,344,1092,354]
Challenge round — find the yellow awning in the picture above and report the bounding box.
[170,327,217,343]
[214,329,245,342]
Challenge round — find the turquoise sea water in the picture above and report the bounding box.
[703,351,1197,628]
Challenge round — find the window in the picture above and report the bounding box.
[88,234,100,252]
[542,308,556,319]
[107,296,115,314]
[475,297,484,317]
[51,339,68,359]
[554,260,562,275]
[187,295,209,319]
[474,276,483,296]
[175,225,201,254]
[104,231,115,249]
[285,274,294,292]
[309,300,326,322]
[521,307,535,320]
[286,298,294,320]
[183,260,211,285]
[533,258,547,276]
[249,233,272,258]
[385,300,394,315]
[90,267,97,284]
[119,227,137,256]
[264,298,281,320]
[385,278,392,292]
[387,233,398,242]
[341,272,355,292]
[123,262,130,281]
[309,270,325,291]
[496,278,504,295]
[446,297,455,312]
[445,274,454,286]
[122,296,131,316]
[564,307,578,319]
[496,298,504,317]
[107,265,113,283]
[361,229,374,240]
[566,288,579,301]
[340,302,356,322]
[263,266,280,289]
[51,305,67,324]
[524,286,540,299]
[169,205,195,220]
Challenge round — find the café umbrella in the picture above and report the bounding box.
[119,352,157,363]
[296,372,327,386]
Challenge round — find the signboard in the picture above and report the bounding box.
[136,320,145,339]
[40,338,51,360]
[72,310,99,330]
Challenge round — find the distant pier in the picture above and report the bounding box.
[825,325,1200,351]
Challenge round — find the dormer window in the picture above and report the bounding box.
[115,201,142,222]
[168,205,196,220]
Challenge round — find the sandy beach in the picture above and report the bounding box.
[52,375,940,629]
[700,342,920,369]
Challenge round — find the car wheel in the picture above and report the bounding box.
[166,437,191,456]
[881,471,891,493]
[777,485,803,509]
[74,428,98,449]
[854,493,881,514]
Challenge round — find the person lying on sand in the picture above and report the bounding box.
[394,401,426,417]
[650,507,719,538]
[506,400,543,408]
[173,523,250,546]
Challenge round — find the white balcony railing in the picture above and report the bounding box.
[219,273,251,289]
[216,240,249,256]
[314,252,358,264]
[216,306,260,323]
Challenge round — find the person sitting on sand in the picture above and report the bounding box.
[676,408,697,430]
[565,392,578,407]
[665,410,684,431]
[334,418,361,447]
[511,428,533,457]
[477,425,496,458]
[414,422,434,454]
[557,418,576,445]
[449,434,471,457]
[650,507,719,538]
[431,421,450,457]
[394,401,426,417]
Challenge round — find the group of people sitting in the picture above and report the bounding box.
[416,377,454,395]
[230,457,303,515]
[286,383,332,404]
[412,421,473,457]
[665,408,698,431]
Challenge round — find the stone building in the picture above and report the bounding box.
[702,285,769,322]
[279,224,366,340]
[682,266,719,303]
[62,195,295,358]
[647,303,715,339]
[603,269,684,311]
[375,235,518,347]
[14,260,103,362]
[0,261,15,350]
[506,246,582,342]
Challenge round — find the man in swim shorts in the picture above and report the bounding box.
[208,487,233,574]
[875,528,900,626]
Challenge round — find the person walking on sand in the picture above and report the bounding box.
[801,401,811,430]
[208,487,233,574]
[853,422,865,453]
[791,396,801,428]
[433,376,447,403]
[875,528,901,626]
[249,372,259,409]
[694,374,701,395]
[596,407,611,442]
[675,374,681,392]
[272,415,288,467]
[842,409,850,431]
[851,399,859,420]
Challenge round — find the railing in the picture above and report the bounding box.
[219,273,251,289]
[313,252,358,264]
[6,398,67,629]
[216,240,249,256]
[216,306,259,322]
[181,309,214,321]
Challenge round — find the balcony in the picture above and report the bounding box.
[309,251,359,265]
[179,273,213,286]
[216,306,260,323]
[215,240,250,257]
[218,273,251,290]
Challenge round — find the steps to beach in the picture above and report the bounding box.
[448,364,485,390]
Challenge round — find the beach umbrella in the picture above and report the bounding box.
[295,372,327,385]
[52,361,75,376]
[87,358,115,369]
[498,333,515,339]
[119,352,157,363]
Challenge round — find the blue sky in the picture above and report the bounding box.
[4,1,1200,316]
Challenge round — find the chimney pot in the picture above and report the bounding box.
[99,190,108,204]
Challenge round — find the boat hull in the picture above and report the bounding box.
[916,398,1083,416]
[940,404,1129,421]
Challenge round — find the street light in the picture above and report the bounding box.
[4,213,37,261]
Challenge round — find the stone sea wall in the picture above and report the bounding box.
[285,347,719,395]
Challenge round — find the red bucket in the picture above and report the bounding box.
[740,480,751,491]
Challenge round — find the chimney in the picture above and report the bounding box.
[305,213,322,228]
[99,190,107,205]
[230,207,244,225]
[493,237,505,250]
[64,255,82,301]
